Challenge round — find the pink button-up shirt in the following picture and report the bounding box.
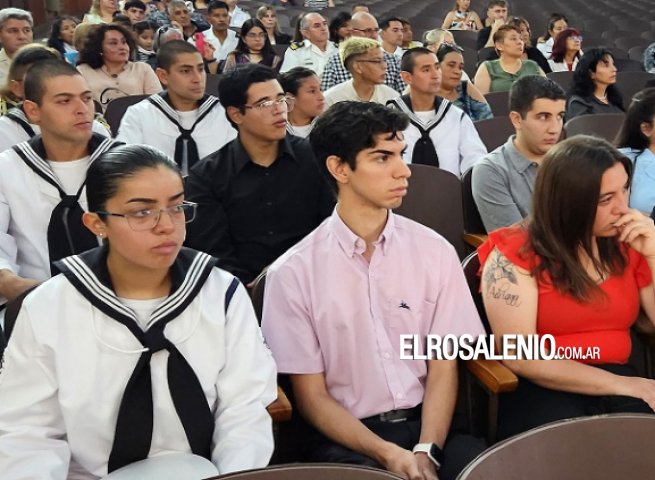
[261,209,485,419]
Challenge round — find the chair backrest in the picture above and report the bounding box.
[614,58,646,72]
[210,463,404,479]
[484,91,509,117]
[205,74,221,96]
[104,94,149,136]
[546,70,574,92]
[461,167,486,235]
[450,29,479,50]
[461,251,490,333]
[457,413,655,480]
[249,269,267,324]
[628,45,646,61]
[394,164,467,259]
[615,71,655,108]
[461,46,479,79]
[474,117,514,152]
[564,113,625,142]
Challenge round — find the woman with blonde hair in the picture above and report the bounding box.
[83,0,118,24]
[422,28,454,53]
[442,0,483,31]
[256,5,291,45]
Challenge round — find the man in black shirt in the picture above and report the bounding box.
[185,64,335,284]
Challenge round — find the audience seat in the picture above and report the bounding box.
[104,95,149,136]
[483,91,509,117]
[208,464,405,479]
[473,117,514,152]
[546,71,574,91]
[458,414,655,479]
[394,164,468,259]
[616,71,655,107]
[614,58,646,72]
[461,46,479,79]
[628,45,646,62]
[564,113,625,142]
[450,30,479,50]
[461,167,487,249]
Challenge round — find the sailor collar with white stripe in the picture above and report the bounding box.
[147,90,220,123]
[389,94,451,130]
[12,133,120,193]
[55,246,220,330]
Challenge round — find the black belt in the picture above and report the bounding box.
[361,405,422,424]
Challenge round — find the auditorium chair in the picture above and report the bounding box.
[209,464,405,480]
[473,117,514,152]
[564,113,625,142]
[483,91,510,117]
[104,94,149,136]
[461,168,487,250]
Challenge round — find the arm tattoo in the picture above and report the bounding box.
[483,251,522,307]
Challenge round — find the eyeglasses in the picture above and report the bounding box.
[352,27,381,35]
[356,58,387,65]
[96,201,197,231]
[569,35,583,42]
[245,32,267,39]
[244,95,295,112]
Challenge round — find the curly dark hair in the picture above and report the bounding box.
[77,23,136,69]
[46,15,79,57]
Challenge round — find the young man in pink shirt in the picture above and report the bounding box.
[261,101,486,480]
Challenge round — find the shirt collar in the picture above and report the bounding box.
[231,135,298,174]
[329,207,395,258]
[504,135,539,174]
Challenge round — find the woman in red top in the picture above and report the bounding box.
[479,135,655,439]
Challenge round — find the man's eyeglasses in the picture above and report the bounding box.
[96,202,197,231]
[244,96,295,112]
[352,27,381,35]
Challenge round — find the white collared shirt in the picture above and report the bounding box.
[229,5,250,27]
[203,28,239,61]
[279,40,338,78]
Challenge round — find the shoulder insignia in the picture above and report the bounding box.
[290,41,304,50]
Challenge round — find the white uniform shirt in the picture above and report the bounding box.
[203,28,239,62]
[0,250,277,479]
[228,5,250,28]
[389,98,488,176]
[324,79,399,108]
[116,95,237,166]
[279,40,338,78]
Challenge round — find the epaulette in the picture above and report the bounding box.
[289,41,304,50]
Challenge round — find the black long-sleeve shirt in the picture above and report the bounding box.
[185,135,335,284]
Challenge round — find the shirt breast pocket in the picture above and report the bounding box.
[386,296,435,336]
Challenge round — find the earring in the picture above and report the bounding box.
[98,233,105,238]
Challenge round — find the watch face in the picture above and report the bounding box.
[430,443,445,465]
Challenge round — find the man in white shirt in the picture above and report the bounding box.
[0,60,121,304]
[0,8,33,87]
[226,0,250,28]
[324,37,399,108]
[203,1,239,62]
[387,48,487,177]
[379,16,404,59]
[117,41,236,175]
[280,12,337,78]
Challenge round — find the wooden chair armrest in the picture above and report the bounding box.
[463,233,488,249]
[267,385,292,423]
[466,359,518,394]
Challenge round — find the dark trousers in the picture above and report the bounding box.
[305,413,486,480]
[498,363,653,440]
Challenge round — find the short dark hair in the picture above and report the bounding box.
[509,75,566,117]
[487,0,507,9]
[400,46,434,73]
[24,59,81,105]
[207,0,228,14]
[218,63,279,129]
[157,39,200,70]
[569,48,623,109]
[493,24,519,44]
[112,13,133,28]
[87,144,181,215]
[133,20,158,36]
[615,87,655,151]
[436,42,464,63]
[279,67,317,96]
[78,24,136,69]
[379,16,403,31]
[309,101,409,193]
[124,0,146,11]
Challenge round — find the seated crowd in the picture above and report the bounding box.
[0,0,655,479]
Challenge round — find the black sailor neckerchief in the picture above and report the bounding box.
[5,105,35,137]
[55,246,241,473]
[387,95,452,168]
[147,91,220,176]
[12,133,122,275]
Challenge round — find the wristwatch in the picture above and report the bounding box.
[412,443,444,470]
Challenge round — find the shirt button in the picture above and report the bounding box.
[395,393,404,399]
[383,352,391,359]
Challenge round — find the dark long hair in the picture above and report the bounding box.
[550,27,581,63]
[569,48,623,109]
[78,23,136,69]
[542,13,568,41]
[615,88,655,152]
[329,11,351,44]
[526,135,632,302]
[47,15,79,57]
[232,19,278,67]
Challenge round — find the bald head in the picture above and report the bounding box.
[351,12,378,39]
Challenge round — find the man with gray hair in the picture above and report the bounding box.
[280,12,337,78]
[323,37,398,107]
[321,11,404,93]
[0,8,33,86]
